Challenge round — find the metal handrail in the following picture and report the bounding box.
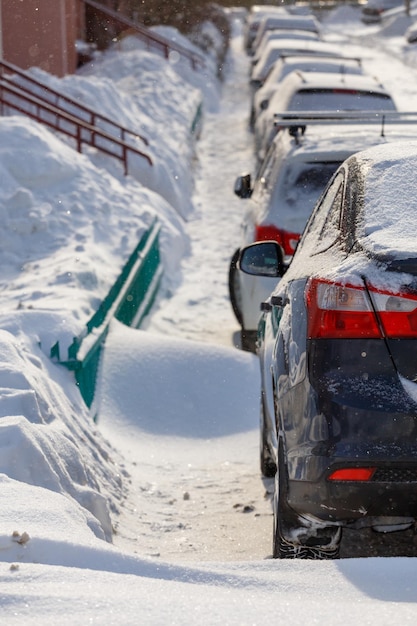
[83,0,206,71]
[0,81,153,173]
[0,59,149,147]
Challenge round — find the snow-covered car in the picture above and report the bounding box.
[243,5,289,53]
[251,29,321,68]
[249,40,342,131]
[229,112,417,351]
[250,39,340,91]
[251,54,363,130]
[361,0,404,23]
[254,71,397,162]
[239,140,417,559]
[250,13,321,55]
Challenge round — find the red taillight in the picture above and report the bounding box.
[305,278,417,340]
[305,278,381,339]
[255,224,300,256]
[369,290,417,338]
[328,468,376,481]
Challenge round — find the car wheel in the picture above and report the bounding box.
[229,248,244,327]
[260,394,277,478]
[273,439,341,559]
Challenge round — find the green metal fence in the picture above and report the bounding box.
[51,218,162,408]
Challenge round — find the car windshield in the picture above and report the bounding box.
[266,160,341,233]
[288,88,396,111]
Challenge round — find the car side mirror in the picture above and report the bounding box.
[234,173,252,198]
[238,241,285,278]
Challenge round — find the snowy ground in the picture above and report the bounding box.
[2,5,417,623]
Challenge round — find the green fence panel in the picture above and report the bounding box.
[53,218,162,407]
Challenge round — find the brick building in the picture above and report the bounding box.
[0,0,84,76]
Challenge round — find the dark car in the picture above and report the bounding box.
[237,141,417,559]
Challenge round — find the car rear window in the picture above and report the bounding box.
[266,161,341,233]
[288,88,396,112]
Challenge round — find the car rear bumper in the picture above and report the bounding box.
[288,463,417,524]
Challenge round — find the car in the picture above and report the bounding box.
[250,13,321,55]
[231,117,365,351]
[249,40,342,132]
[250,39,340,92]
[251,54,363,130]
[254,71,397,162]
[361,0,404,23]
[237,139,417,559]
[243,5,289,53]
[251,28,321,69]
[229,112,417,352]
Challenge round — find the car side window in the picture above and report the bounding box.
[301,172,344,246]
[252,140,285,201]
[315,182,344,252]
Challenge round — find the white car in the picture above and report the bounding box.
[250,13,321,55]
[251,54,363,129]
[254,71,397,162]
[243,5,289,53]
[361,0,404,23]
[250,39,341,90]
[229,112,417,351]
[251,28,320,67]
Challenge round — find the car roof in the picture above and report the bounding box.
[267,71,394,109]
[275,70,389,94]
[256,14,320,34]
[273,120,417,161]
[253,29,320,60]
[277,54,362,73]
[252,40,340,81]
[262,55,363,85]
[349,141,417,259]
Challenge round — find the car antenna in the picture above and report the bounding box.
[381,114,385,137]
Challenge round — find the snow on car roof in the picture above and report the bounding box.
[253,30,321,63]
[355,141,417,258]
[256,13,321,37]
[270,70,392,102]
[251,40,340,82]
[268,54,363,80]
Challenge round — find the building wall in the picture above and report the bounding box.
[0,0,80,76]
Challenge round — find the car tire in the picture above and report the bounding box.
[273,439,341,559]
[260,395,277,478]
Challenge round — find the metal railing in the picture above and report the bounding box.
[83,0,206,71]
[0,79,153,173]
[0,59,149,147]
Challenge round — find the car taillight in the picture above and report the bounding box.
[305,278,417,339]
[368,290,417,338]
[305,278,381,339]
[328,468,376,481]
[254,224,300,256]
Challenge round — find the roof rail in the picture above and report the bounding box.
[273,111,417,137]
[280,54,362,65]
